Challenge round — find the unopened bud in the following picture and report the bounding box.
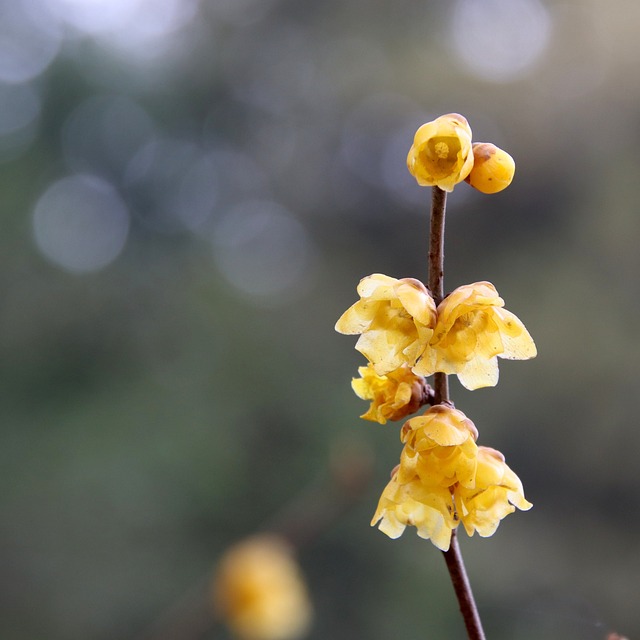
[465,142,515,194]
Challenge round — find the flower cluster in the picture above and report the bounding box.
[370,405,531,550]
[406,113,516,194]
[337,277,535,392]
[212,535,312,640]
[336,113,535,550]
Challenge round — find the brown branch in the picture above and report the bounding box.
[429,186,485,640]
[443,531,486,640]
[429,187,450,406]
[428,186,447,305]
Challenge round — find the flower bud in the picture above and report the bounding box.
[465,142,515,194]
[351,364,431,424]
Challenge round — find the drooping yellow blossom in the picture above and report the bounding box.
[351,363,431,424]
[335,274,436,375]
[397,405,479,489]
[372,405,479,550]
[371,406,531,549]
[407,113,474,192]
[413,281,536,390]
[212,535,312,640]
[371,469,457,551]
[465,142,515,194]
[456,446,532,538]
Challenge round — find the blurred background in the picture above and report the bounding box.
[1,0,639,638]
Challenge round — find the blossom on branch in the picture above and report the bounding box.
[335,274,436,375]
[456,446,532,538]
[371,405,478,551]
[371,406,531,550]
[413,281,536,390]
[407,113,474,192]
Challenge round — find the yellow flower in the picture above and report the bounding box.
[413,281,536,390]
[351,363,430,424]
[335,274,436,375]
[371,468,457,551]
[465,142,515,194]
[371,407,533,548]
[212,535,312,640]
[407,113,474,192]
[371,405,478,550]
[397,405,478,489]
[456,446,532,538]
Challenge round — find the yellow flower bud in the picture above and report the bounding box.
[407,113,474,192]
[465,142,515,194]
[351,363,430,424]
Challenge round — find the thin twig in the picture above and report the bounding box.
[428,186,447,306]
[429,187,449,406]
[429,185,485,640]
[443,531,486,640]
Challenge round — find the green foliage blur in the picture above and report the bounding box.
[1,0,639,638]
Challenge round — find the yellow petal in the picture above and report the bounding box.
[335,299,378,334]
[356,273,398,299]
[403,406,477,447]
[493,308,537,360]
[371,474,457,550]
[456,354,500,390]
[394,278,437,327]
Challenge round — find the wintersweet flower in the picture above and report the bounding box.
[351,363,431,424]
[371,405,479,550]
[371,468,457,551]
[465,142,516,194]
[212,535,312,640]
[456,446,532,538]
[413,281,536,390]
[407,113,474,192]
[335,274,436,375]
[397,405,478,489]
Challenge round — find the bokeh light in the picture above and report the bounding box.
[62,95,156,181]
[212,199,317,304]
[450,0,551,82]
[32,174,130,273]
[44,0,200,58]
[0,1,62,83]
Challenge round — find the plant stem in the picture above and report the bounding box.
[443,531,486,640]
[428,186,447,306]
[429,186,486,640]
[428,186,449,406]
